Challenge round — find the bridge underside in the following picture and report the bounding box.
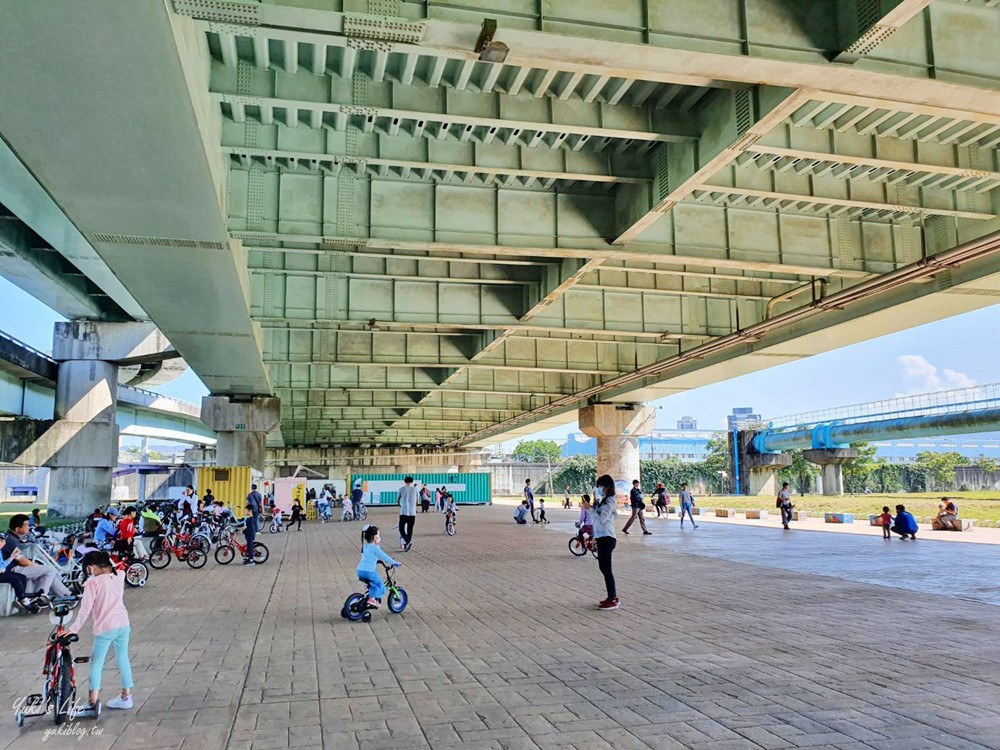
[2,1,1000,450]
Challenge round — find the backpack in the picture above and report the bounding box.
[775,497,782,508]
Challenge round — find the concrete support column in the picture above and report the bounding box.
[744,453,792,497]
[200,396,280,470]
[803,448,858,497]
[47,359,119,518]
[579,403,654,501]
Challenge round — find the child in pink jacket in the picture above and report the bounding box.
[68,550,133,710]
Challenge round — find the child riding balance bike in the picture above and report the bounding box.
[340,525,408,622]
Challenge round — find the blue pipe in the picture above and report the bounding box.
[731,429,741,495]
[753,407,1000,453]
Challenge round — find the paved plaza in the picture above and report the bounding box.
[3,506,1000,750]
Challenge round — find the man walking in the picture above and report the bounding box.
[777,482,794,530]
[678,483,699,529]
[523,479,537,523]
[246,484,263,526]
[397,476,418,552]
[622,479,651,535]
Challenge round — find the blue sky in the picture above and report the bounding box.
[3,275,997,444]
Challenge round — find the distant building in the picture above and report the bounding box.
[676,416,698,430]
[727,407,761,431]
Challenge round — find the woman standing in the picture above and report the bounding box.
[593,474,620,610]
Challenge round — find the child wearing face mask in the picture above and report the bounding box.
[357,525,401,608]
[67,550,134,710]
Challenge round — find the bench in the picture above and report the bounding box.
[868,514,883,526]
[0,584,13,618]
[824,513,854,524]
[745,510,768,520]
[715,508,736,518]
[792,510,809,521]
[932,519,974,531]
[690,507,702,515]
[666,505,677,514]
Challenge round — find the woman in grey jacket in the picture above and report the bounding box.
[593,474,620,610]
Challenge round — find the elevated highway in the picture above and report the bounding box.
[0,331,215,448]
[2,1,1000,493]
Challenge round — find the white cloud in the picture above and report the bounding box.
[897,354,976,395]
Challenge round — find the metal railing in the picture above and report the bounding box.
[764,382,1000,432]
[0,329,55,363]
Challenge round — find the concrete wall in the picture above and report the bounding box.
[954,466,1000,490]
[487,462,556,495]
[112,465,196,501]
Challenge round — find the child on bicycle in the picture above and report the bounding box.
[442,494,457,533]
[67,550,133,710]
[243,504,259,566]
[357,525,400,609]
[272,506,283,532]
[576,495,594,545]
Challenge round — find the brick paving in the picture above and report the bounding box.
[2,505,1000,749]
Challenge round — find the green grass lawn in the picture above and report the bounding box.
[709,493,1000,523]
[494,491,1000,523]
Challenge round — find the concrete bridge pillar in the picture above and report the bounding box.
[803,448,858,496]
[43,321,178,516]
[743,453,793,497]
[579,403,655,501]
[200,396,280,471]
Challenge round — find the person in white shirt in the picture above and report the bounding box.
[397,477,419,552]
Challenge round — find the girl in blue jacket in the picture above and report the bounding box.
[358,525,400,608]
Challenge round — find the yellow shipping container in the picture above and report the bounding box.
[195,466,253,513]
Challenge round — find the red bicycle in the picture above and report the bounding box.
[568,530,599,558]
[148,530,208,569]
[214,535,269,565]
[16,597,99,726]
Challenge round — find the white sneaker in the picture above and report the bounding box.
[106,694,133,710]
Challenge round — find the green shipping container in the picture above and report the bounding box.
[348,472,492,505]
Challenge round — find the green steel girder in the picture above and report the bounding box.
[181,1,1000,110]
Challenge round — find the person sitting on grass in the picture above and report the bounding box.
[357,525,400,609]
[891,504,919,540]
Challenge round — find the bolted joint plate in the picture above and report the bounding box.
[578,403,655,439]
[201,395,281,433]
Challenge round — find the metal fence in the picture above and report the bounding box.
[765,382,1000,431]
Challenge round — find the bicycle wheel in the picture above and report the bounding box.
[446,520,455,536]
[252,542,269,565]
[148,549,171,569]
[186,548,207,569]
[190,534,211,553]
[591,544,599,559]
[568,537,586,556]
[54,652,73,725]
[124,561,149,588]
[344,593,366,622]
[215,544,235,565]
[358,506,367,520]
[387,586,408,614]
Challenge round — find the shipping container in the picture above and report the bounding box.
[347,472,491,505]
[195,466,254,510]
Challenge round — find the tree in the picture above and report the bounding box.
[842,442,878,493]
[511,439,561,464]
[778,451,818,495]
[640,458,701,493]
[915,450,965,491]
[552,455,596,494]
[696,434,730,494]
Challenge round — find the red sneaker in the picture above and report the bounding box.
[598,598,620,610]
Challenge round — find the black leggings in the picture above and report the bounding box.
[596,537,617,600]
[399,515,415,544]
[0,568,28,600]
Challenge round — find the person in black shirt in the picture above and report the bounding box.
[622,479,651,535]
